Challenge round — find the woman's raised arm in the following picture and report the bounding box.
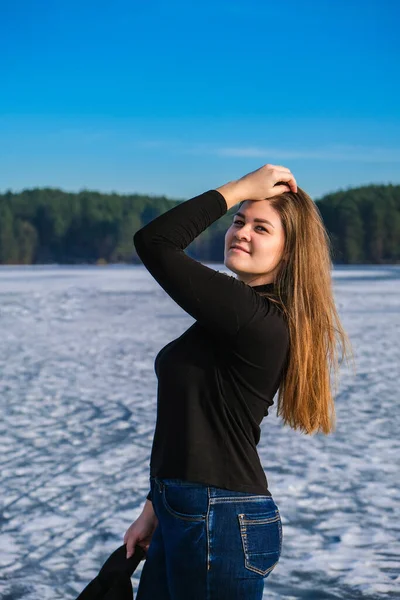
[134,188,272,339]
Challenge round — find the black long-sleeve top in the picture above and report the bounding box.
[133,190,290,501]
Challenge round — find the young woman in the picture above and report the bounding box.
[123,163,352,600]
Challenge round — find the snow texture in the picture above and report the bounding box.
[0,264,399,599]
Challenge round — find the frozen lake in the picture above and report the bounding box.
[0,264,399,599]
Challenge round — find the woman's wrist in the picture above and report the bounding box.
[215,180,248,210]
[142,498,156,517]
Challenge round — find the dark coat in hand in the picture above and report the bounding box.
[76,544,146,600]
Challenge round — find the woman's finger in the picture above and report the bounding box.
[271,184,291,195]
[126,539,136,558]
[268,166,297,192]
[270,165,291,172]
[272,172,297,193]
[138,542,150,554]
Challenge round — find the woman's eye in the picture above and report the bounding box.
[233,220,267,232]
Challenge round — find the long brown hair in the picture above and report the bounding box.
[239,187,355,435]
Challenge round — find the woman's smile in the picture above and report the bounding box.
[230,248,249,253]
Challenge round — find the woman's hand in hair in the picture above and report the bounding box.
[216,163,297,209]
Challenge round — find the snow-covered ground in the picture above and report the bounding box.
[0,264,399,599]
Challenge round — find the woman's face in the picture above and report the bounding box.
[224,199,286,286]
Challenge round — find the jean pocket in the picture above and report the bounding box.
[237,509,282,576]
[161,483,207,522]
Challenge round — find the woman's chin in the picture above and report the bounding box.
[225,253,249,268]
[224,258,245,276]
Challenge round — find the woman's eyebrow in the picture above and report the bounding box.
[234,211,275,229]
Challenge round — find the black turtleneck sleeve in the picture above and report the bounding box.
[133,190,278,337]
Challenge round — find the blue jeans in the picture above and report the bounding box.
[135,477,283,600]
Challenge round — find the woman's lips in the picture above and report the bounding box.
[230,247,250,254]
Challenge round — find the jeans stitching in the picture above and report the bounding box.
[238,513,281,576]
[245,558,279,576]
[240,514,280,525]
[278,518,283,555]
[206,486,211,571]
[161,485,206,522]
[211,496,274,504]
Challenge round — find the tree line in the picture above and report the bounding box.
[0,184,399,265]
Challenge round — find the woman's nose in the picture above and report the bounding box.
[237,228,251,241]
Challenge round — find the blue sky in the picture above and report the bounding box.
[1,0,399,200]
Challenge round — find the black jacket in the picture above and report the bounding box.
[75,544,146,600]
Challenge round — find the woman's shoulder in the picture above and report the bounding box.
[238,292,289,343]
